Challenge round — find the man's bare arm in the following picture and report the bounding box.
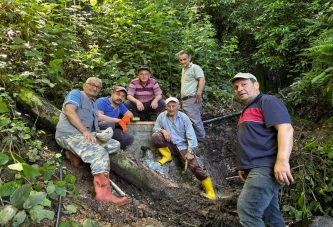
[195,77,206,104]
[274,123,294,185]
[65,103,96,144]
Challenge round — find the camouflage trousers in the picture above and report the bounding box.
[56,134,120,175]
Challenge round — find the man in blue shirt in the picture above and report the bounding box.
[230,72,294,227]
[96,86,134,149]
[152,97,215,200]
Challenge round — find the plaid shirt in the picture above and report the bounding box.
[127,78,163,103]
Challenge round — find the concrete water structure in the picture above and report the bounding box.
[108,120,233,200]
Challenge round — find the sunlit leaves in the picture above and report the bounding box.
[10,184,32,208]
[23,192,47,209]
[0,180,21,196]
[0,205,18,226]
[29,205,54,223]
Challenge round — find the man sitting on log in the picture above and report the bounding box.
[151,97,216,199]
[55,77,128,205]
[96,86,134,150]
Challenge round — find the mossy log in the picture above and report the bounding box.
[0,75,61,133]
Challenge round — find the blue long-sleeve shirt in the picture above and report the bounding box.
[153,110,198,153]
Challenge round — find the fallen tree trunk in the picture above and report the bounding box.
[109,152,179,192]
[0,75,60,133]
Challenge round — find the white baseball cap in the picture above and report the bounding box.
[165,97,179,104]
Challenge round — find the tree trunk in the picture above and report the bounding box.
[0,75,60,133]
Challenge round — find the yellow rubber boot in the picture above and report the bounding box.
[201,177,216,200]
[157,147,172,166]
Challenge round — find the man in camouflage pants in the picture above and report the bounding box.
[55,77,128,205]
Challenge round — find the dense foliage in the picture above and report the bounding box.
[0,0,236,107]
[1,0,333,225]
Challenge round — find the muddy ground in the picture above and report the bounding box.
[30,100,243,227]
[13,98,322,227]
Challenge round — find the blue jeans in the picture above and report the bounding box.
[237,167,285,227]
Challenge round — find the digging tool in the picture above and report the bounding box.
[184,154,188,171]
[109,179,126,197]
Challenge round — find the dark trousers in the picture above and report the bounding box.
[98,121,134,149]
[124,99,165,114]
[152,132,207,181]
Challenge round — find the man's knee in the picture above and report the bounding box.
[122,134,134,147]
[98,121,115,130]
[124,100,135,110]
[152,132,165,147]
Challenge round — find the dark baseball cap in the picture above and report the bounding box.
[137,65,151,74]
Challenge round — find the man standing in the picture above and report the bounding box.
[124,65,165,117]
[96,86,134,149]
[230,72,294,226]
[178,50,206,144]
[55,77,128,205]
[152,97,215,200]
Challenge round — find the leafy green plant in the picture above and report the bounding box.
[283,135,333,221]
[59,219,99,227]
[0,0,237,107]
[0,94,79,226]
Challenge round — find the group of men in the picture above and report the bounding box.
[55,50,294,226]
[55,50,210,205]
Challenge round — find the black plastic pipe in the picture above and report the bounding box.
[55,149,64,227]
[203,112,241,124]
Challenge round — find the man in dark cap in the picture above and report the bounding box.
[96,86,134,149]
[124,66,165,117]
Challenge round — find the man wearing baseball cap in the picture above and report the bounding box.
[96,86,134,149]
[151,97,216,200]
[230,72,294,226]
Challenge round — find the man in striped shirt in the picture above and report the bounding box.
[124,66,165,117]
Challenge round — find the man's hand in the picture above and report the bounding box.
[82,131,97,144]
[194,92,202,104]
[136,101,144,111]
[161,130,172,142]
[151,99,158,109]
[238,170,246,182]
[118,115,131,133]
[184,153,194,160]
[274,160,294,185]
[118,120,127,133]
